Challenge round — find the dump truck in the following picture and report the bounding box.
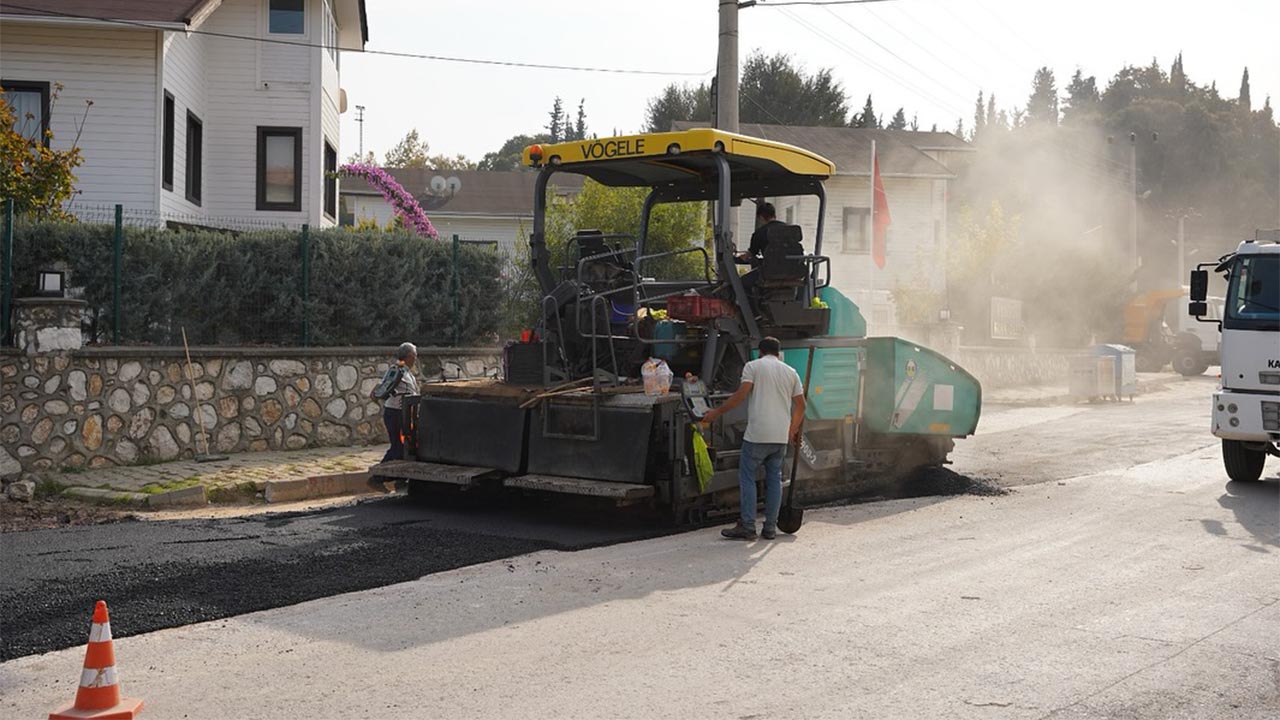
[372,129,982,523]
[1189,230,1280,482]
[1122,288,1222,375]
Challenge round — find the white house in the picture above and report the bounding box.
[675,122,973,334]
[0,0,368,228]
[342,169,584,255]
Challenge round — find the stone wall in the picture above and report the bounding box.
[0,347,501,476]
[949,346,1083,390]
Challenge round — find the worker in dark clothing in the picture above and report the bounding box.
[737,201,785,267]
[737,201,785,300]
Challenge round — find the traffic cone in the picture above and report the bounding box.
[49,601,144,719]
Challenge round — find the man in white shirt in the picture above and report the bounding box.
[701,337,806,540]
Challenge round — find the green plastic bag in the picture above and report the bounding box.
[690,424,714,493]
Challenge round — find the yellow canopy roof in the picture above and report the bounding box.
[521,129,834,201]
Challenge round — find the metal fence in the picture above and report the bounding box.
[0,201,524,348]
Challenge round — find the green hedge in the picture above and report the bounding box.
[10,222,506,346]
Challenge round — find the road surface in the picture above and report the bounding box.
[2,377,1277,718]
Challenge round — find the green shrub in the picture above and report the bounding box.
[11,222,506,346]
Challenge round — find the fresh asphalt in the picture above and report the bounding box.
[0,494,677,661]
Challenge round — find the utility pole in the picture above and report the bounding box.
[355,105,366,159]
[716,1,739,135]
[1128,132,1138,282]
[717,0,741,253]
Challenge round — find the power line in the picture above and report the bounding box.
[779,8,969,119]
[820,6,973,107]
[2,3,709,77]
[757,0,899,6]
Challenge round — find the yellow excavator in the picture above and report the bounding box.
[1121,288,1220,375]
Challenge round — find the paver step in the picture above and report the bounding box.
[503,474,655,501]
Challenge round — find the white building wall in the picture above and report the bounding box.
[0,24,158,211]
[159,29,208,218]
[347,196,526,254]
[199,0,316,226]
[747,175,948,334]
[317,0,341,226]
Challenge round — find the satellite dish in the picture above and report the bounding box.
[429,175,447,194]
[446,176,462,195]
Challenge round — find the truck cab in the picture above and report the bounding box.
[1190,231,1280,482]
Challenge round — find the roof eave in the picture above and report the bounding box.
[0,14,188,30]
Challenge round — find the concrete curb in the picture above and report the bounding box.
[987,375,1181,407]
[147,484,209,508]
[263,471,373,503]
[62,487,150,506]
[62,484,209,508]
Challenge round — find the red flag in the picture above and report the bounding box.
[871,150,892,269]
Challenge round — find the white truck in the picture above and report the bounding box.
[1189,230,1280,482]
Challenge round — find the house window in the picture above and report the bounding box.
[185,111,203,205]
[323,140,337,219]
[162,92,175,190]
[1,79,50,144]
[842,207,869,254]
[257,126,302,211]
[323,0,338,63]
[269,0,305,34]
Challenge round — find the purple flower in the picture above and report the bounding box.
[340,163,439,239]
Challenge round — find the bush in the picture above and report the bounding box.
[10,222,506,346]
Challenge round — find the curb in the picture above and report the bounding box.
[62,484,209,508]
[62,487,150,507]
[263,471,373,503]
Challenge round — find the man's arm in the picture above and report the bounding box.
[701,381,753,425]
[789,394,807,445]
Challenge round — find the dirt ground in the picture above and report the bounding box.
[0,498,135,533]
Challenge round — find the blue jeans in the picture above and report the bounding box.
[381,406,404,463]
[739,440,787,528]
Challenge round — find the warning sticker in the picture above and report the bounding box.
[933,384,954,412]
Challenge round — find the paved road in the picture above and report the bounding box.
[4,378,1277,718]
[0,494,674,661]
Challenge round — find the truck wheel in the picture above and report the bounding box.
[1222,440,1266,482]
[1172,348,1208,377]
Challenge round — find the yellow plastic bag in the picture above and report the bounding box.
[690,424,714,493]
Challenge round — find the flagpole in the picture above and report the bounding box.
[868,139,876,330]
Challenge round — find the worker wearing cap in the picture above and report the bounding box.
[369,342,420,493]
[701,336,806,540]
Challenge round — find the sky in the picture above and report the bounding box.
[338,0,1279,163]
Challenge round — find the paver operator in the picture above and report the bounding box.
[700,336,806,540]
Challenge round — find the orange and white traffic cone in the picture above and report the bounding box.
[49,601,144,719]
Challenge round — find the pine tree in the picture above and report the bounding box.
[1026,67,1059,125]
[852,94,879,128]
[573,99,588,141]
[1062,69,1100,124]
[1170,53,1186,96]
[887,107,907,130]
[1239,67,1252,111]
[954,117,965,137]
[909,113,919,131]
[986,93,998,128]
[547,97,565,143]
[973,90,986,140]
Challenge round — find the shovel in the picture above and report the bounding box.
[777,345,815,535]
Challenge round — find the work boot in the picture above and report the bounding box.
[721,522,757,540]
[366,477,390,494]
[761,525,777,540]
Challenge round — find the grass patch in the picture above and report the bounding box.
[34,478,70,499]
[207,481,260,504]
[137,478,202,495]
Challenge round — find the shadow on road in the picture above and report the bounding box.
[1209,477,1279,551]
